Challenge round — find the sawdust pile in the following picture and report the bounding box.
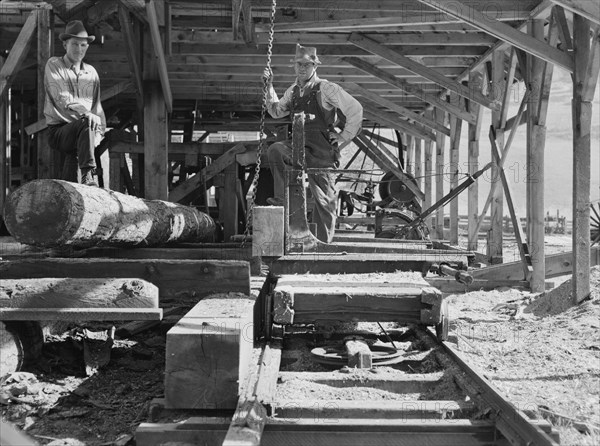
[525,266,600,317]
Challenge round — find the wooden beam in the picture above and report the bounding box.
[361,106,434,141]
[168,143,247,203]
[550,0,600,25]
[343,56,476,124]
[0,308,162,321]
[0,58,9,223]
[416,0,574,72]
[341,82,450,136]
[572,16,600,303]
[348,33,499,110]
[434,108,446,240]
[489,127,533,281]
[0,11,36,98]
[414,138,423,192]
[36,8,55,179]
[423,111,434,231]
[146,0,173,113]
[118,5,144,103]
[144,82,168,200]
[448,95,463,245]
[467,72,484,251]
[118,0,148,24]
[554,6,574,51]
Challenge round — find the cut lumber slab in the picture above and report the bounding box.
[269,253,467,275]
[165,293,255,409]
[0,258,250,299]
[471,246,600,280]
[252,206,284,257]
[0,308,163,321]
[0,278,158,309]
[275,272,429,288]
[136,417,499,446]
[4,179,216,248]
[425,277,531,293]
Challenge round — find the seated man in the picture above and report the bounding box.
[263,44,363,243]
[44,20,105,186]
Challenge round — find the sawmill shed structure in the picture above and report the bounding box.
[0,0,599,298]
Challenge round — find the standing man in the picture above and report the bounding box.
[44,20,105,186]
[263,44,363,243]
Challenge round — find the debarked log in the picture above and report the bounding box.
[0,278,159,309]
[3,180,216,247]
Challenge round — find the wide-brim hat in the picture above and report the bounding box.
[291,44,321,65]
[59,20,95,43]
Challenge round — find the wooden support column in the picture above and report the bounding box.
[36,8,56,179]
[467,71,484,251]
[423,111,434,231]
[405,135,414,174]
[489,50,505,264]
[0,58,9,224]
[434,108,446,240]
[528,18,556,292]
[572,16,600,303]
[449,94,463,245]
[414,138,423,192]
[220,162,239,241]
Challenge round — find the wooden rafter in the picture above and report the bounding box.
[0,11,37,98]
[554,6,574,51]
[416,0,574,72]
[146,0,173,113]
[343,57,476,124]
[362,107,434,142]
[341,82,450,136]
[348,33,499,110]
[550,0,600,25]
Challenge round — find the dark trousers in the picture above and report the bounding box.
[48,119,96,173]
[267,140,338,243]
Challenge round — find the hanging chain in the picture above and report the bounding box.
[241,0,277,246]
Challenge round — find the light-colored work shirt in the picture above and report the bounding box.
[266,74,363,143]
[44,55,106,132]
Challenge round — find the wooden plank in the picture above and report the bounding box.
[220,162,239,240]
[0,11,36,97]
[423,111,434,231]
[362,108,435,141]
[0,307,163,321]
[416,0,574,72]
[414,138,423,191]
[136,417,499,446]
[169,143,246,203]
[270,253,467,275]
[344,56,476,124]
[0,58,9,224]
[146,0,173,112]
[349,33,499,110]
[165,293,255,409]
[273,399,477,420]
[111,140,259,155]
[341,82,450,136]
[448,96,463,245]
[275,272,429,288]
[0,278,158,309]
[253,206,285,257]
[0,258,251,299]
[425,277,531,293]
[550,0,600,25]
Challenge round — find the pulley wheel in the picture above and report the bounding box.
[311,344,403,366]
[378,171,419,205]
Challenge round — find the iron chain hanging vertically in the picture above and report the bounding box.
[242,0,277,246]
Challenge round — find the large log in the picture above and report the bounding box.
[3,180,216,247]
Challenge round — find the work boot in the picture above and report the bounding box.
[81,168,99,187]
[266,197,284,206]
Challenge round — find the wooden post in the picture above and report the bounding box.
[0,58,9,223]
[449,94,463,245]
[423,111,434,232]
[528,18,556,292]
[467,71,484,251]
[572,17,600,303]
[143,21,168,201]
[489,50,505,264]
[405,135,414,175]
[414,138,423,192]
[434,108,446,240]
[220,162,239,240]
[36,9,56,179]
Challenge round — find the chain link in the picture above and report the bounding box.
[241,0,277,247]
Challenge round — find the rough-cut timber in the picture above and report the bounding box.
[165,293,255,410]
[0,278,158,309]
[3,180,216,247]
